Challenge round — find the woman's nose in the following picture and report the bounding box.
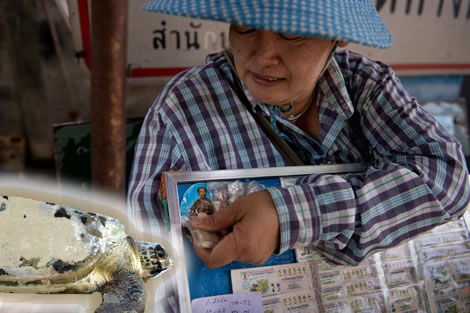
[254,31,281,66]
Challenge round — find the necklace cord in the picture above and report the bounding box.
[284,41,339,123]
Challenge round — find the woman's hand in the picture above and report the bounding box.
[191,191,280,268]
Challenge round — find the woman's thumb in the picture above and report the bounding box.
[191,206,239,231]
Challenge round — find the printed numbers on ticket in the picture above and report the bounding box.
[231,262,318,297]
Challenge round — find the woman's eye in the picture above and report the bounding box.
[235,26,256,34]
[278,32,302,41]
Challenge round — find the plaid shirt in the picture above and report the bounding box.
[128,50,469,309]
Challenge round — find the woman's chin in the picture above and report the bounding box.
[248,91,285,106]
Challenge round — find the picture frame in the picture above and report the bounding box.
[164,163,367,312]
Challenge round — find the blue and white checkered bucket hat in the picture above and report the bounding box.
[143,0,392,49]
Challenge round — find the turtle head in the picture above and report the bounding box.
[136,241,172,279]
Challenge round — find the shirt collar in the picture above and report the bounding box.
[316,56,354,119]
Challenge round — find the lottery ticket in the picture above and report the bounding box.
[295,245,327,263]
[349,294,385,313]
[316,258,342,272]
[383,259,419,288]
[320,277,382,301]
[231,262,318,298]
[459,289,470,312]
[343,278,382,297]
[262,289,320,313]
[434,296,460,313]
[388,284,425,313]
[314,256,375,273]
[413,234,443,248]
[423,260,452,297]
[418,247,449,263]
[320,284,346,302]
[380,243,411,261]
[442,230,470,243]
[318,265,378,285]
[418,241,470,263]
[295,245,377,265]
[322,300,350,313]
[421,260,470,298]
[386,269,418,289]
[430,286,470,312]
[448,241,470,256]
[449,256,470,283]
[430,218,466,233]
[322,293,385,313]
[414,230,469,249]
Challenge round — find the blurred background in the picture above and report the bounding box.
[1,0,469,196]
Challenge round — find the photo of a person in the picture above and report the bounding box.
[180,184,222,249]
[189,187,215,217]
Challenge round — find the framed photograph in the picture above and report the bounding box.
[164,163,367,312]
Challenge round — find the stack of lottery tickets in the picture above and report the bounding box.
[203,179,470,312]
[417,220,470,313]
[231,262,322,313]
[296,246,387,313]
[295,218,470,313]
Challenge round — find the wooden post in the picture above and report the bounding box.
[90,1,128,195]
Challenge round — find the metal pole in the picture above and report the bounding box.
[90,0,128,195]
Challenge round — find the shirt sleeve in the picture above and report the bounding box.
[268,66,470,265]
[127,100,183,235]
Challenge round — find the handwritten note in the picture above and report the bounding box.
[191,292,263,313]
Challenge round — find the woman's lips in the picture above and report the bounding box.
[250,72,285,86]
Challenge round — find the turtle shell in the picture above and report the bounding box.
[0,196,129,292]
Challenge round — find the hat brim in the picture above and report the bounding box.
[143,0,392,49]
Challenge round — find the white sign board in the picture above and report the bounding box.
[68,0,470,76]
[67,0,229,77]
[350,0,470,75]
[127,0,229,77]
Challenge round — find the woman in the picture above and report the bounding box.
[129,0,470,279]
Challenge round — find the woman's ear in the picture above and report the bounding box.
[338,41,349,48]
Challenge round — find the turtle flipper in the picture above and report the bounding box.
[96,270,146,313]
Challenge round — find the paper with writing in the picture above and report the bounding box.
[191,292,263,313]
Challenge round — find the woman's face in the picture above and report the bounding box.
[229,25,336,110]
